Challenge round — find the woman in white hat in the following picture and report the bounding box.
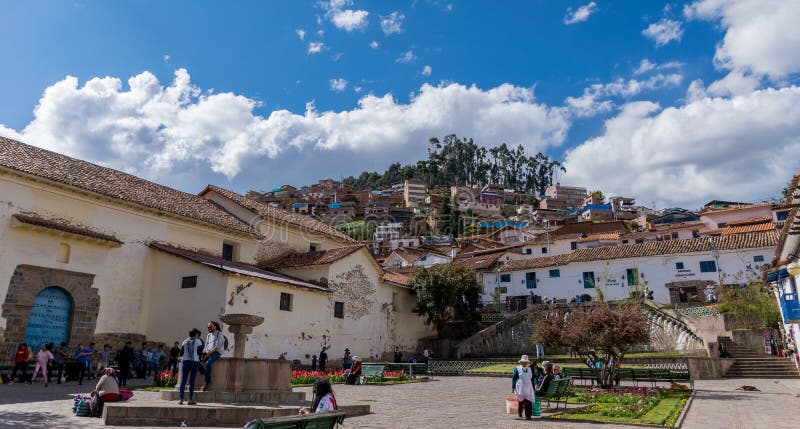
[511,354,535,420]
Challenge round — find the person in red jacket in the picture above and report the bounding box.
[10,343,31,383]
[345,356,362,385]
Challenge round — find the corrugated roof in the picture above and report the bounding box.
[202,185,354,243]
[0,137,255,236]
[149,242,329,292]
[503,231,778,271]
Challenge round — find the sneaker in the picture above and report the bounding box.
[45,382,48,388]
[188,400,196,405]
[178,400,184,405]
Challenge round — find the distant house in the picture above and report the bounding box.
[579,204,613,222]
[383,247,451,268]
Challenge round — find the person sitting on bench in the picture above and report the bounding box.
[535,363,554,396]
[345,356,362,385]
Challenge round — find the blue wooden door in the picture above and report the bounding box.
[24,287,72,348]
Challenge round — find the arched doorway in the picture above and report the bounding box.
[23,287,73,349]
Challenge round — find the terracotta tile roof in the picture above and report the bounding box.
[0,137,254,236]
[12,212,122,244]
[455,242,526,258]
[202,185,355,243]
[726,215,773,226]
[382,270,412,286]
[456,252,504,270]
[575,232,620,243]
[503,231,778,271]
[262,245,365,268]
[550,221,630,238]
[720,222,777,235]
[149,242,329,292]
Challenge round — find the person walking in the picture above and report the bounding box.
[512,355,535,420]
[311,355,318,371]
[86,343,98,380]
[74,344,92,385]
[201,321,223,390]
[318,347,328,371]
[115,341,134,387]
[168,342,181,376]
[393,346,402,364]
[179,328,204,405]
[53,342,69,384]
[10,343,31,383]
[96,344,112,377]
[31,345,54,387]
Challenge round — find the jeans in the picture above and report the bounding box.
[204,351,221,384]
[179,361,199,400]
[10,362,28,382]
[535,345,544,358]
[118,365,129,386]
[168,358,179,376]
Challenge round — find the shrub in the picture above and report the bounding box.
[154,370,177,387]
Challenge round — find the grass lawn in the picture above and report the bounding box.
[465,363,648,374]
[554,390,690,427]
[487,351,693,360]
[133,385,176,391]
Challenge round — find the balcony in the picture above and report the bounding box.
[780,292,800,324]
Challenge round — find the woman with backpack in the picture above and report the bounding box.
[179,328,204,405]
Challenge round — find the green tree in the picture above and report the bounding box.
[437,195,452,235]
[718,281,782,329]
[410,262,483,337]
[532,303,650,388]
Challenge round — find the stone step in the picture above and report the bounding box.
[103,403,370,427]
[160,389,306,405]
[723,375,800,379]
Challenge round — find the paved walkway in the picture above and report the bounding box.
[0,376,798,428]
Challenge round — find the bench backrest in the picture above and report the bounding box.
[555,377,572,397]
[249,411,346,429]
[361,365,386,377]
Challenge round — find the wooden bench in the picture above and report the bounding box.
[244,411,345,429]
[359,364,387,384]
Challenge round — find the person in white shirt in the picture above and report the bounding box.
[179,328,204,405]
[202,321,223,390]
[31,345,54,387]
[300,378,338,414]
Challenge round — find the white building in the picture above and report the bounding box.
[482,231,777,304]
[374,223,402,241]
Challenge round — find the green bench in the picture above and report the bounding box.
[560,367,693,389]
[244,411,345,429]
[359,364,391,384]
[538,377,573,410]
[382,363,428,378]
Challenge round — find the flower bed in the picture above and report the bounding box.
[554,386,690,426]
[154,370,177,388]
[291,370,345,385]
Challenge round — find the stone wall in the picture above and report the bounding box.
[0,264,99,364]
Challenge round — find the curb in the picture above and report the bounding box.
[674,390,695,429]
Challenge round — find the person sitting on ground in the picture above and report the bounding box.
[300,378,338,414]
[535,363,554,397]
[346,356,362,385]
[93,368,121,404]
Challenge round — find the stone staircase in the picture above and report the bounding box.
[719,337,800,379]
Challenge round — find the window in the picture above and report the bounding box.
[309,243,319,252]
[181,276,197,289]
[496,286,508,294]
[692,230,700,238]
[526,248,532,255]
[222,243,235,261]
[776,211,789,221]
[500,274,511,283]
[525,272,537,289]
[671,232,679,240]
[675,262,684,270]
[699,261,717,273]
[570,241,578,250]
[549,269,560,278]
[334,301,344,319]
[582,272,595,289]
[717,222,727,228]
[280,292,293,311]
[541,247,548,254]
[753,255,765,262]
[622,240,629,244]
[626,268,639,286]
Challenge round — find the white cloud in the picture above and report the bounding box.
[308,42,325,54]
[317,29,325,37]
[354,86,362,93]
[330,9,369,31]
[642,19,684,46]
[685,0,800,79]
[565,73,684,117]
[331,52,343,61]
[396,51,416,63]
[707,70,761,97]
[563,86,800,207]
[381,11,405,35]
[446,4,453,12]
[369,40,379,49]
[421,65,432,76]
[633,59,684,75]
[163,54,170,62]
[0,70,570,185]
[295,29,306,40]
[564,2,598,25]
[329,78,348,92]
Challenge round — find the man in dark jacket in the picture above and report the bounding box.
[535,363,554,396]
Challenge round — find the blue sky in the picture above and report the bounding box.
[1,0,799,208]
